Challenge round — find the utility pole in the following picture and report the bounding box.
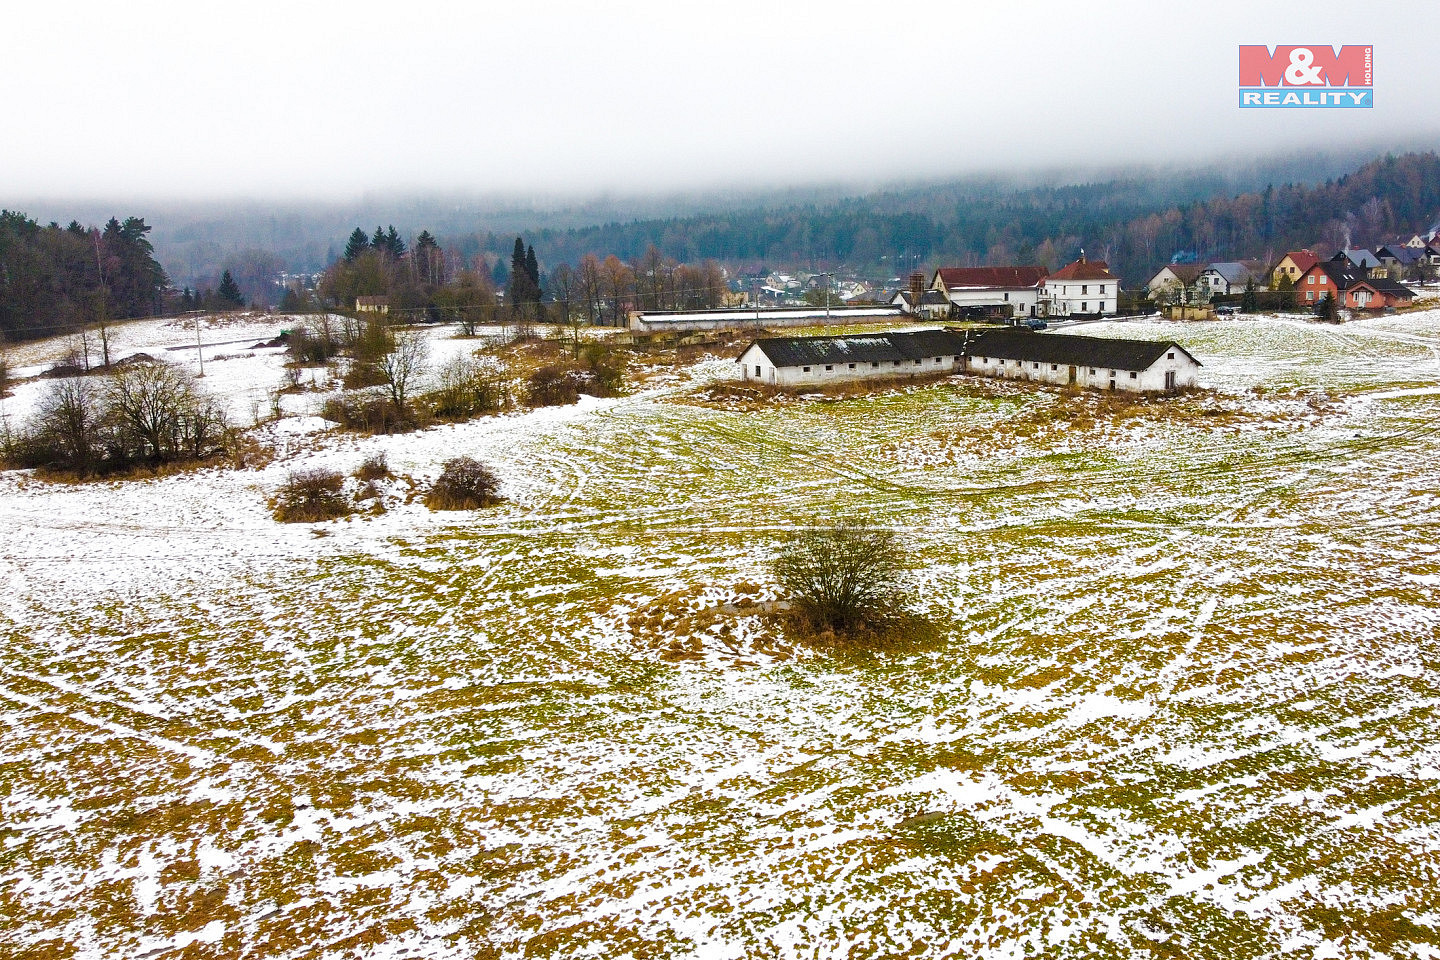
[194,313,205,377]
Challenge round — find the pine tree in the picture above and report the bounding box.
[491,258,509,288]
[385,225,406,259]
[217,270,245,310]
[508,237,531,306]
[344,228,370,262]
[372,226,387,251]
[525,244,541,301]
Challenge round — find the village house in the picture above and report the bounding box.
[355,296,390,314]
[930,266,1049,320]
[891,288,952,320]
[1296,256,1416,309]
[1041,256,1118,316]
[1195,260,1265,300]
[1375,244,1425,279]
[1335,249,1387,278]
[1270,250,1319,288]
[737,328,1199,393]
[1145,263,1204,304]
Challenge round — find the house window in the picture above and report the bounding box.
[1308,275,1315,284]
[1004,292,1010,301]
[1129,372,1137,379]
[848,363,856,369]
[803,366,811,372]
[825,365,833,371]
[1099,285,1106,294]
[914,359,921,365]
[1307,291,1314,301]
[871,362,879,368]
[1033,362,1040,369]
[754,365,761,375]
[1082,302,1088,311]
[1051,364,1057,370]
[1089,368,1096,374]
[1167,352,1174,360]
[1082,284,1088,294]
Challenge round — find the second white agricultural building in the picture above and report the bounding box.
[736,328,1200,392]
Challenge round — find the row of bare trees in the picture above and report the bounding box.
[7,362,227,476]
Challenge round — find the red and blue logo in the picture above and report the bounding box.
[1239,45,1372,108]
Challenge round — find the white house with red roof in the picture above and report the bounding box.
[930,266,1048,320]
[1041,255,1118,316]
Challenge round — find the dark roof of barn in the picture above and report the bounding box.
[742,328,1199,371]
[963,329,1198,370]
[744,329,964,366]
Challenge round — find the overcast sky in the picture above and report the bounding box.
[4,0,1437,201]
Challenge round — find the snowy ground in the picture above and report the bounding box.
[3,312,1440,958]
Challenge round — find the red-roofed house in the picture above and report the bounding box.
[1270,250,1318,288]
[1042,255,1119,316]
[931,266,1049,319]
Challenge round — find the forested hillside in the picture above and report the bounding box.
[450,152,1440,285]
[0,213,168,342]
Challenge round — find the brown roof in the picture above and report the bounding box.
[1047,257,1115,281]
[934,266,1047,289]
[1154,263,1203,283]
[1278,250,1319,273]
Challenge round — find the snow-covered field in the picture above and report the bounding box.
[4,312,1440,959]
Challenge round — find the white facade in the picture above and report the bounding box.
[964,347,1200,393]
[737,343,962,388]
[1042,278,1116,316]
[939,285,1043,318]
[630,305,903,334]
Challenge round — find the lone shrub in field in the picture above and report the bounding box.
[274,468,350,522]
[425,457,502,510]
[354,451,390,481]
[772,525,907,635]
[526,366,579,407]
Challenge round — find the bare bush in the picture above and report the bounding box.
[772,525,908,635]
[425,457,502,510]
[430,355,508,420]
[581,345,627,397]
[319,395,414,434]
[526,365,579,407]
[354,451,391,481]
[273,468,350,523]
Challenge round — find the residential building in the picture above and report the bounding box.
[1296,257,1415,309]
[891,289,952,320]
[1195,261,1265,300]
[1041,256,1118,316]
[931,266,1048,319]
[355,296,389,314]
[1270,250,1319,288]
[1146,264,1203,304]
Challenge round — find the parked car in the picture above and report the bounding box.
[1023,318,1048,330]
[1215,304,1239,316]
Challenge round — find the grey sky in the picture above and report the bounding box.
[5,0,1436,200]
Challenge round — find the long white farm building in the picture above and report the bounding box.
[629,304,903,334]
[737,328,1200,392]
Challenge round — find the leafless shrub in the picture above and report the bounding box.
[424,457,502,510]
[273,468,350,523]
[772,525,908,636]
[525,365,579,407]
[354,451,391,481]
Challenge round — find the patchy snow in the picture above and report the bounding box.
[3,312,1440,958]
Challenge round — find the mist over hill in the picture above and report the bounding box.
[9,141,1437,297]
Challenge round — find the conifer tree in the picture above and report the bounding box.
[344,228,370,262]
[217,270,245,309]
[525,244,541,301]
[385,225,406,259]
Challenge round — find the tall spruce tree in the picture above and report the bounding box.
[385,225,406,259]
[344,228,370,262]
[524,244,541,301]
[217,270,245,309]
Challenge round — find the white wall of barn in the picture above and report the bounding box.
[739,344,1200,392]
[737,346,963,386]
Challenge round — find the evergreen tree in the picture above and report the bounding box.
[344,228,370,262]
[491,258,509,288]
[525,244,541,301]
[385,225,406,259]
[372,225,387,251]
[217,270,245,309]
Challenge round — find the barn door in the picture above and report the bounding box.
[1068,365,1076,385]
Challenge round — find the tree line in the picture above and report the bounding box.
[0,212,169,343]
[433,152,1440,287]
